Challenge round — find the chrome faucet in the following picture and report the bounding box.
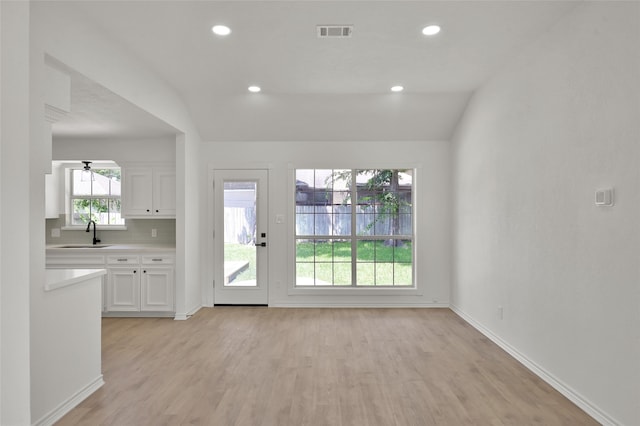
[85,220,101,245]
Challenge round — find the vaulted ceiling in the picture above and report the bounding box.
[51,1,581,142]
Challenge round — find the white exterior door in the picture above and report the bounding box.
[214,170,268,305]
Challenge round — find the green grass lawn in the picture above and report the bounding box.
[224,240,413,286]
[224,243,257,283]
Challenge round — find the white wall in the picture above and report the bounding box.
[52,137,176,164]
[451,2,640,425]
[21,2,204,421]
[30,1,203,321]
[31,274,103,425]
[201,140,451,307]
[1,1,33,424]
[48,138,177,246]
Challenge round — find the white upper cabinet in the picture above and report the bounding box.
[152,168,176,216]
[122,168,153,216]
[45,162,64,219]
[122,165,176,218]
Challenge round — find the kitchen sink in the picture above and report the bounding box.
[55,244,112,249]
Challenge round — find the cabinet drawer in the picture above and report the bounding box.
[107,255,140,265]
[142,256,174,265]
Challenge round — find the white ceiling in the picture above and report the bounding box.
[53,70,179,141]
[55,0,581,142]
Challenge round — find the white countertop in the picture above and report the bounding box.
[45,269,107,292]
[46,244,176,254]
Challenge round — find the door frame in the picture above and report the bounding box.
[206,165,271,307]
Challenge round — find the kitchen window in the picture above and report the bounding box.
[69,167,124,226]
[295,169,413,287]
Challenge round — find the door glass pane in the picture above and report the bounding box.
[223,181,257,287]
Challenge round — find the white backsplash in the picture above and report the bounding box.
[46,216,176,245]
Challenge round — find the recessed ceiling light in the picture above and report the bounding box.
[391,85,404,92]
[422,25,441,36]
[212,25,231,36]
[248,85,261,93]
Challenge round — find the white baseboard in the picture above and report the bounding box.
[32,375,104,426]
[269,301,450,308]
[450,305,619,426]
[103,312,174,318]
[174,304,202,320]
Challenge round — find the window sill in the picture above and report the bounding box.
[61,225,128,231]
[288,285,422,297]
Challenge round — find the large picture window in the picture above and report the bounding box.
[69,168,124,226]
[295,169,413,286]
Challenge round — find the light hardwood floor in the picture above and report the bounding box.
[57,308,598,425]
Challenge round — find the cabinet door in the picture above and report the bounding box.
[45,163,63,219]
[140,267,174,311]
[106,268,140,312]
[152,168,176,217]
[122,168,153,217]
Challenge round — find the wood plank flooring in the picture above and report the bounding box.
[56,308,598,426]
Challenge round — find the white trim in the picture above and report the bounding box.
[208,161,273,170]
[174,304,203,320]
[287,286,423,296]
[288,166,420,293]
[271,302,448,308]
[450,305,620,426]
[103,311,175,318]
[286,161,423,171]
[32,375,104,426]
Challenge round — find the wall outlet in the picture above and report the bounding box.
[51,228,61,238]
[151,228,157,238]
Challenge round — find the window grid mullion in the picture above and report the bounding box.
[350,169,357,287]
[69,167,123,227]
[295,168,413,288]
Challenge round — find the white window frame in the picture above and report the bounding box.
[62,162,127,230]
[288,164,421,296]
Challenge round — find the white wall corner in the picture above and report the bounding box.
[450,305,622,426]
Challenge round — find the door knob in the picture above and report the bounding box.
[255,242,267,247]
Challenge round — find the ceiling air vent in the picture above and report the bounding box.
[317,25,353,38]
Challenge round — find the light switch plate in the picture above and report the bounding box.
[275,214,284,224]
[595,188,614,206]
[151,228,157,237]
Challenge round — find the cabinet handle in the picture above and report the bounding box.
[143,270,147,273]
[133,270,137,274]
[155,209,159,213]
[117,258,128,262]
[146,209,150,212]
[151,258,162,262]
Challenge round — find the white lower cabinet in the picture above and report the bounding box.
[107,268,141,312]
[106,254,174,314]
[46,251,175,316]
[141,267,174,312]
